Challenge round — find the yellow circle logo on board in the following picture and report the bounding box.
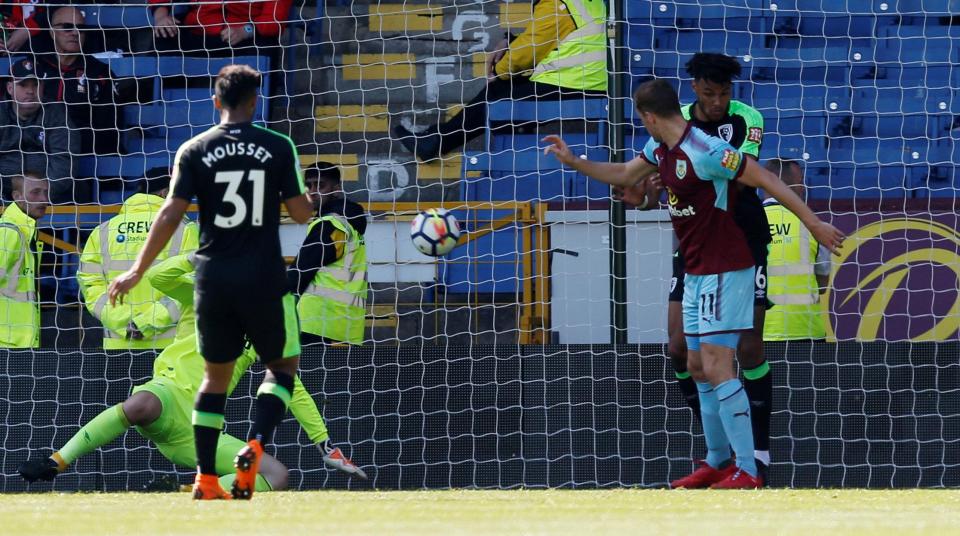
[825,218,960,341]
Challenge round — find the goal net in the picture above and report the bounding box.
[1,0,958,491]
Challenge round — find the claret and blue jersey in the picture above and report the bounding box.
[640,124,756,276]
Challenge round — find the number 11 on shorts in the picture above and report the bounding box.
[700,290,717,322]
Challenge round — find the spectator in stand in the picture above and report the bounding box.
[0,1,48,55]
[149,0,288,66]
[35,6,132,155]
[393,0,607,161]
[0,58,79,204]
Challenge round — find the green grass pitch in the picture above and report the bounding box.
[5,489,959,535]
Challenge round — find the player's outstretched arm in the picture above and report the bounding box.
[542,135,656,188]
[737,158,845,254]
[108,197,190,305]
[146,253,195,306]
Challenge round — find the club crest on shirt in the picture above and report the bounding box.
[748,127,763,143]
[718,123,734,142]
[720,149,741,171]
[675,159,687,179]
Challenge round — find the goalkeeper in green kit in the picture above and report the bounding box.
[19,253,367,489]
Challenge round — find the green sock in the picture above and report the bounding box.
[219,473,273,492]
[57,404,131,466]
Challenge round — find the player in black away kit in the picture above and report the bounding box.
[109,65,314,500]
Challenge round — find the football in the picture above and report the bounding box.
[410,208,461,257]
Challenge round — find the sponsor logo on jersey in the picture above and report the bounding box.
[676,159,687,179]
[666,187,697,218]
[748,127,763,143]
[718,123,734,142]
[720,149,741,172]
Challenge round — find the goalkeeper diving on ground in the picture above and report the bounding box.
[19,253,367,489]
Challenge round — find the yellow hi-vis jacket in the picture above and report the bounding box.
[298,214,367,344]
[528,0,608,91]
[763,201,827,341]
[0,201,41,348]
[77,193,199,349]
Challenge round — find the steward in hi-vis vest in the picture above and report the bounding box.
[289,162,368,345]
[0,173,48,348]
[761,160,832,341]
[78,169,198,349]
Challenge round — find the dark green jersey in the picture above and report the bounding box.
[170,122,305,292]
[683,99,770,247]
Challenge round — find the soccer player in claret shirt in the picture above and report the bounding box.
[624,53,777,479]
[544,79,844,488]
[108,65,314,500]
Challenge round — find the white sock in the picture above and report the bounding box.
[754,450,771,466]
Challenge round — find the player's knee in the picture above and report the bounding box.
[686,358,705,380]
[260,456,289,491]
[122,392,162,426]
[266,357,299,378]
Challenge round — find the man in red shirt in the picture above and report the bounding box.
[0,0,47,55]
[149,0,289,57]
[149,0,289,99]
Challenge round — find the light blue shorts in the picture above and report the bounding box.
[682,266,755,338]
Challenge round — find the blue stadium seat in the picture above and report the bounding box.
[487,99,607,123]
[767,36,874,50]
[747,47,874,83]
[656,28,759,52]
[155,56,269,77]
[879,23,960,39]
[851,88,956,138]
[125,103,216,131]
[827,138,924,166]
[765,115,830,137]
[875,40,958,64]
[661,5,769,33]
[769,0,893,13]
[84,6,153,28]
[625,23,654,52]
[743,83,850,103]
[106,56,159,78]
[805,164,916,199]
[772,13,899,38]
[763,133,829,162]
[461,146,609,202]
[857,65,957,88]
[77,154,172,179]
[125,136,185,155]
[874,0,960,13]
